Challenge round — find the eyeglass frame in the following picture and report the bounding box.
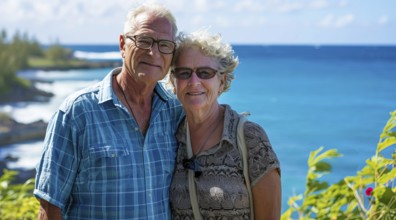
[172,67,223,80]
[124,35,176,54]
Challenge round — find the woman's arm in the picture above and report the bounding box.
[38,199,63,220]
[252,169,282,220]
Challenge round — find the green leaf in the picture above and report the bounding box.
[375,186,396,209]
[312,149,342,166]
[307,180,329,193]
[315,161,332,172]
[378,168,396,184]
[378,136,396,152]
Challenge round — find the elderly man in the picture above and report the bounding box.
[34,4,183,219]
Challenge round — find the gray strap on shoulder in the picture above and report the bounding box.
[186,113,254,220]
[237,112,255,220]
[186,122,203,220]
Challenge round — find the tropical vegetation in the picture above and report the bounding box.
[282,111,396,220]
[0,29,95,99]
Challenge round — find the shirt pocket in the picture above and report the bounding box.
[83,141,134,181]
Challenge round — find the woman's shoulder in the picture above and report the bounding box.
[243,120,269,142]
[240,117,280,185]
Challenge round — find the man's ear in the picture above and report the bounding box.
[170,73,176,94]
[119,34,126,58]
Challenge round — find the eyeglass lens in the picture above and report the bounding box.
[173,67,219,80]
[127,35,175,54]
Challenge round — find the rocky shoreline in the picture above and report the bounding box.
[0,62,120,182]
[0,113,48,146]
[0,112,47,183]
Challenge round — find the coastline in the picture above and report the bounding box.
[0,113,47,147]
[1,60,122,145]
[27,60,122,71]
[0,60,121,182]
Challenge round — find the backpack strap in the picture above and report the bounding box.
[186,113,254,220]
[185,121,203,220]
[237,112,255,220]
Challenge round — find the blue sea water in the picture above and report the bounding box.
[1,44,395,212]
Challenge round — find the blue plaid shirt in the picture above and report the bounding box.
[34,68,184,219]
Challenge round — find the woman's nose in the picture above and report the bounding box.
[187,72,201,86]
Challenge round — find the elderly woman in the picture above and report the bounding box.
[169,30,281,219]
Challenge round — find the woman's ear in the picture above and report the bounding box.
[219,74,227,94]
[220,74,226,87]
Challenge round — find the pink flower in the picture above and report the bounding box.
[365,187,373,196]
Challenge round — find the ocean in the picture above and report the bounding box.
[1,45,395,212]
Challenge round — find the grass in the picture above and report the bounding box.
[28,57,93,69]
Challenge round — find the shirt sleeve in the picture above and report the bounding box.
[244,121,280,186]
[34,109,80,210]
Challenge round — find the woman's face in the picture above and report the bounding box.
[172,47,225,112]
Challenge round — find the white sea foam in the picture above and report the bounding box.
[0,141,44,169]
[1,80,98,124]
[73,51,121,60]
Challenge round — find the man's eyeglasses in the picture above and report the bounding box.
[125,35,176,54]
[172,67,221,80]
[183,157,202,177]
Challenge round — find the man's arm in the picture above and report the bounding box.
[38,199,62,220]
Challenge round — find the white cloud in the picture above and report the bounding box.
[1,0,395,44]
[276,2,304,13]
[190,15,206,27]
[214,16,231,28]
[378,15,389,25]
[193,0,209,12]
[233,0,307,13]
[338,0,348,8]
[335,14,354,28]
[234,0,265,12]
[309,0,329,10]
[317,14,354,28]
[318,14,335,27]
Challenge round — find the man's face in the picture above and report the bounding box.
[121,13,175,84]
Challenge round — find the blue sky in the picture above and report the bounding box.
[0,0,394,45]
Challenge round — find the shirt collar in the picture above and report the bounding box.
[98,67,172,105]
[98,67,120,104]
[220,104,240,147]
[176,104,240,148]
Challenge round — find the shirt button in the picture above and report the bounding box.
[135,127,139,131]
[112,153,116,157]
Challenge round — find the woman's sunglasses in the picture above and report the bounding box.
[172,67,221,80]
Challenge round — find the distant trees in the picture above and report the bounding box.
[0,30,32,95]
[0,30,42,95]
[0,29,73,98]
[45,44,73,62]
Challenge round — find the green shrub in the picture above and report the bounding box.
[282,111,396,220]
[0,170,39,219]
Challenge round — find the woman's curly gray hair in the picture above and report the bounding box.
[173,29,239,93]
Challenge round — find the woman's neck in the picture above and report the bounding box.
[187,104,224,155]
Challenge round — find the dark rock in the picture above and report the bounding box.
[13,168,36,184]
[0,113,48,146]
[4,154,19,162]
[0,82,53,103]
